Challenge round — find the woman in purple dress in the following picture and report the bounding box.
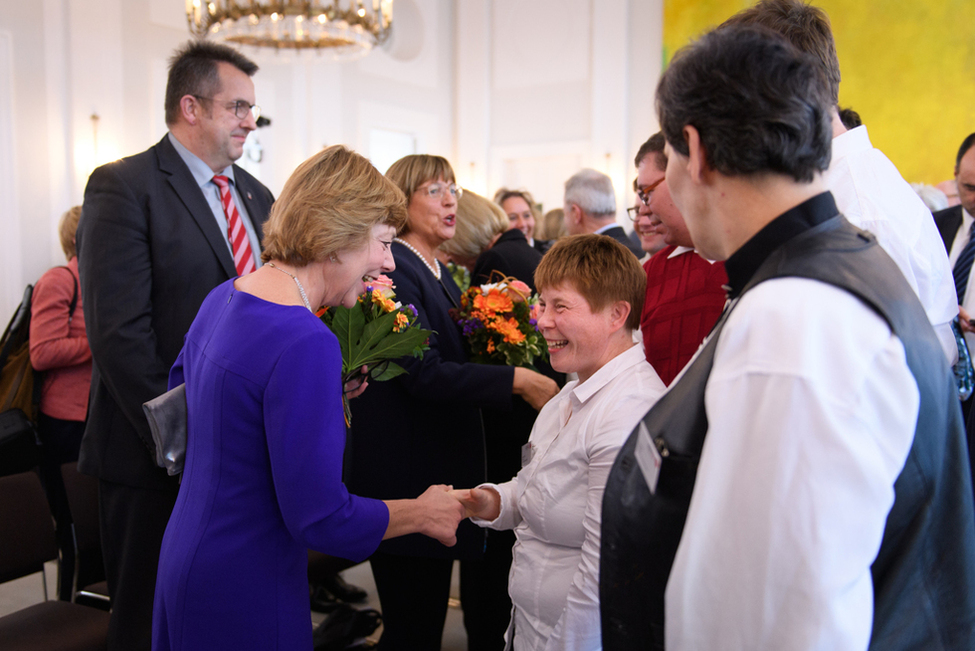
[152,146,465,651]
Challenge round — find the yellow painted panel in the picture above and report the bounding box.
[662,0,975,184]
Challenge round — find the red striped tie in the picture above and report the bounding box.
[212,175,255,276]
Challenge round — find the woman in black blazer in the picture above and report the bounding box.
[347,156,558,650]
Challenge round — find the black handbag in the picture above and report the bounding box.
[142,384,187,476]
[0,408,42,476]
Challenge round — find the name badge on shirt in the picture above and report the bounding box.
[634,421,662,494]
[521,442,533,468]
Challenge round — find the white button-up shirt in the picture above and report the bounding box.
[666,277,919,650]
[824,125,957,364]
[475,343,665,651]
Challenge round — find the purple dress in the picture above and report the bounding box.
[152,280,389,650]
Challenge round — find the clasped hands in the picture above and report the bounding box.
[415,485,503,546]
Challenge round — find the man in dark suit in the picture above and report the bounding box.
[933,133,975,333]
[76,41,273,651]
[933,133,975,480]
[563,168,644,257]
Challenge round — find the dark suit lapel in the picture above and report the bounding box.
[947,206,963,253]
[156,135,237,278]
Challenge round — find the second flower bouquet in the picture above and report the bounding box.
[451,275,549,370]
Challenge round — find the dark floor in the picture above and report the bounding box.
[0,559,468,649]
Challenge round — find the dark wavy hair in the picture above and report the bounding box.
[956,133,975,175]
[634,132,666,170]
[656,25,832,183]
[165,41,258,126]
[722,0,841,106]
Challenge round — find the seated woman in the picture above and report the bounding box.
[29,205,91,600]
[457,234,666,650]
[152,146,465,651]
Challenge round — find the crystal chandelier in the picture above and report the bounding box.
[186,1,394,59]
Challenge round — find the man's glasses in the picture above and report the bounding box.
[626,205,641,222]
[194,96,261,121]
[418,182,462,201]
[344,360,391,394]
[637,177,665,206]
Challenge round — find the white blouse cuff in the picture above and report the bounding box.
[469,482,509,529]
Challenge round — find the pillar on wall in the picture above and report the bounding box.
[454,0,491,197]
[591,0,630,224]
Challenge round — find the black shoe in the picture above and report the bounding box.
[313,604,382,651]
[321,573,368,604]
[310,585,343,613]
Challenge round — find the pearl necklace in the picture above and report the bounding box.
[394,237,441,280]
[267,262,313,312]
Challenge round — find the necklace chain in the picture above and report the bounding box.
[267,262,313,312]
[394,238,441,280]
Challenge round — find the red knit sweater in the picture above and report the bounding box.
[29,257,91,421]
[640,246,727,385]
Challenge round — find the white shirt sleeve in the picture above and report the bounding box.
[666,278,919,651]
[471,480,522,531]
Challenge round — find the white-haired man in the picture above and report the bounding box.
[564,168,643,257]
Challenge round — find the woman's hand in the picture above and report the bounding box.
[513,367,559,411]
[414,484,466,546]
[961,307,975,334]
[383,485,465,547]
[450,486,501,522]
[343,365,370,399]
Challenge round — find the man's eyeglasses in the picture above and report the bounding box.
[193,96,261,121]
[626,205,642,222]
[418,182,462,201]
[637,177,665,206]
[344,360,391,394]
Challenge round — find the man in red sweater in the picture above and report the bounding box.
[636,133,728,385]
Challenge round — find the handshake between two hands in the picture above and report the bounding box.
[414,485,501,547]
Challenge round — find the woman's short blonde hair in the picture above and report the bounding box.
[493,188,539,216]
[440,191,508,263]
[59,206,82,260]
[261,145,407,266]
[534,234,646,331]
[539,208,567,241]
[385,154,456,236]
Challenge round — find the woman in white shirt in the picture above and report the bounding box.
[456,234,666,650]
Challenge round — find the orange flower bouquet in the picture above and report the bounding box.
[451,276,548,369]
[319,275,432,424]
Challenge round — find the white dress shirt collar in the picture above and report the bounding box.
[830,124,871,162]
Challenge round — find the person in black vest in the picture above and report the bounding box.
[599,24,975,650]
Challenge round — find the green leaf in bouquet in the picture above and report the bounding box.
[358,310,399,356]
[363,326,434,362]
[347,311,399,370]
[328,305,366,374]
[372,361,408,381]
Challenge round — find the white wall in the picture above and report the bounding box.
[455,0,663,217]
[0,0,662,318]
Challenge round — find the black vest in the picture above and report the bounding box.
[600,216,975,649]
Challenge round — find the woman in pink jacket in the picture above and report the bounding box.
[29,205,92,599]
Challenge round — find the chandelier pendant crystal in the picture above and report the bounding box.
[186,0,393,59]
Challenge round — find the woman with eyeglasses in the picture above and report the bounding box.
[346,155,560,650]
[151,146,466,651]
